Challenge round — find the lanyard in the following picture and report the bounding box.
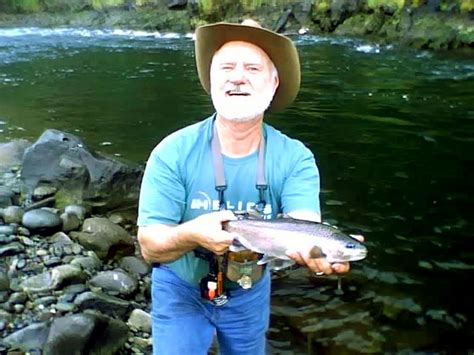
[211,120,268,213]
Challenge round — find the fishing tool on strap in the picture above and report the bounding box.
[195,119,268,303]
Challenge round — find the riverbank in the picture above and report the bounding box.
[0,1,473,51]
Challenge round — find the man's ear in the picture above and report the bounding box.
[274,75,280,90]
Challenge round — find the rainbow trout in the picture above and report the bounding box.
[224,217,367,267]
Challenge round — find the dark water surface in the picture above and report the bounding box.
[1,28,473,353]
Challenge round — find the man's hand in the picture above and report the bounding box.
[286,234,364,275]
[286,251,350,274]
[184,210,236,255]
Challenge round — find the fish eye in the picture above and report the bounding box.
[346,243,356,249]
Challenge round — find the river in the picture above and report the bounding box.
[1,27,473,353]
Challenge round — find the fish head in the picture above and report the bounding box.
[321,239,368,263]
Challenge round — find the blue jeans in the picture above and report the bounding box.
[151,265,270,355]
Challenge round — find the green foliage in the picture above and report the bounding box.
[11,0,41,13]
[367,0,405,10]
[91,0,125,10]
[459,0,474,11]
[241,0,263,11]
[313,0,331,13]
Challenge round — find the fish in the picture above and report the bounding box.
[224,217,367,269]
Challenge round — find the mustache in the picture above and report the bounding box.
[225,84,251,95]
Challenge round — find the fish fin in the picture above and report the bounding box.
[229,239,247,252]
[309,246,326,259]
[257,254,278,265]
[268,259,296,271]
[247,209,264,220]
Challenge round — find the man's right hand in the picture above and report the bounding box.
[185,210,236,255]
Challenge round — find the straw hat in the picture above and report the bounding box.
[195,19,301,112]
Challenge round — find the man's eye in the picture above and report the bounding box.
[248,67,260,72]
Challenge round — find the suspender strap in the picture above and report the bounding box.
[212,123,227,211]
[211,121,267,211]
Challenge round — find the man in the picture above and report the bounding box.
[137,20,351,355]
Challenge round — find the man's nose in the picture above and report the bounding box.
[228,66,247,84]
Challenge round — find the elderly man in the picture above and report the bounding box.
[137,20,351,355]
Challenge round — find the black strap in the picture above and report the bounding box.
[211,121,267,211]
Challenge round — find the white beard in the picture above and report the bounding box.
[211,85,275,122]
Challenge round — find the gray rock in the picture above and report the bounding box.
[55,302,76,313]
[0,186,15,207]
[8,292,27,305]
[127,308,152,333]
[0,309,12,323]
[0,242,25,257]
[21,265,86,293]
[2,206,24,224]
[34,296,57,307]
[74,291,131,319]
[33,185,57,201]
[65,204,86,221]
[71,217,134,261]
[119,256,151,277]
[70,254,102,272]
[20,129,143,212]
[0,139,31,168]
[20,272,53,293]
[50,264,87,289]
[0,269,9,291]
[0,224,18,236]
[89,269,138,298]
[60,212,81,232]
[3,322,50,352]
[49,231,73,246]
[44,312,129,355]
[22,209,62,233]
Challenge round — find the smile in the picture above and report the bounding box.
[226,90,250,96]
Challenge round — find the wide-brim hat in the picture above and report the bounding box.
[195,20,301,112]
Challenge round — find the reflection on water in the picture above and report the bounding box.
[1,28,473,353]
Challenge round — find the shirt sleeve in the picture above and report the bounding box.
[280,145,321,215]
[137,139,186,226]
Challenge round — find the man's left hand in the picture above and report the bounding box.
[286,251,350,274]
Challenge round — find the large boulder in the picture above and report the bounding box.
[43,312,129,355]
[0,139,31,171]
[20,129,143,212]
[70,217,135,261]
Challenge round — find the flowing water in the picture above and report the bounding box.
[1,27,473,353]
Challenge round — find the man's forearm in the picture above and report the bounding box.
[137,224,199,263]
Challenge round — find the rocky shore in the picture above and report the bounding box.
[0,0,473,51]
[0,131,150,353]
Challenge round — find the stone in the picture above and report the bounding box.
[70,255,102,272]
[0,269,9,291]
[71,217,134,261]
[127,309,152,333]
[74,291,131,319]
[0,224,18,236]
[21,265,86,294]
[65,204,86,221]
[0,242,25,257]
[22,209,62,233]
[44,312,129,354]
[3,322,50,352]
[119,256,151,277]
[20,129,143,211]
[60,212,81,232]
[0,139,31,169]
[2,206,24,224]
[89,269,138,298]
[33,185,57,201]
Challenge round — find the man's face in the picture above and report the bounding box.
[210,41,279,122]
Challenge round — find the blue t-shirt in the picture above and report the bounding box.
[137,114,320,285]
